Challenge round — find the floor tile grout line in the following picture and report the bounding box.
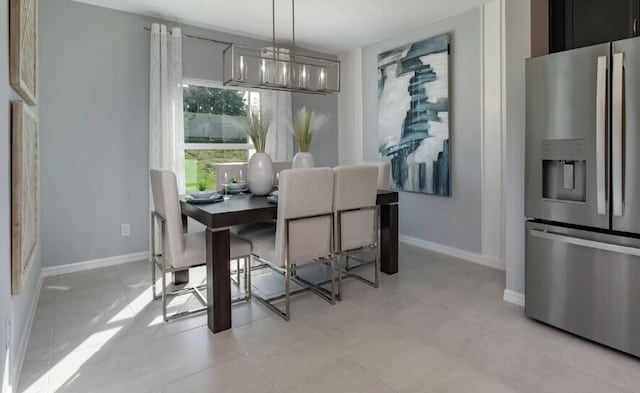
[23,251,640,393]
[472,304,639,393]
[233,336,285,393]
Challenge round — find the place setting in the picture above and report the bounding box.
[221,170,250,198]
[267,172,279,204]
[184,181,224,204]
[184,190,224,204]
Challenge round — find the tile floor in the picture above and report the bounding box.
[18,243,640,393]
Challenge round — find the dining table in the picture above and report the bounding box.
[180,190,399,334]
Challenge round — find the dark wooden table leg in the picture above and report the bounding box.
[380,203,399,275]
[173,215,190,285]
[206,228,232,333]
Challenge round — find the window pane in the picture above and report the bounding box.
[185,149,249,192]
[183,85,249,144]
[183,84,258,192]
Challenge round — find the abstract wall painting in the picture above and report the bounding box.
[12,101,39,294]
[10,0,38,106]
[378,34,451,196]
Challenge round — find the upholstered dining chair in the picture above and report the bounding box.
[272,161,292,176]
[150,169,252,321]
[361,160,391,190]
[215,161,276,283]
[333,165,380,293]
[239,167,337,320]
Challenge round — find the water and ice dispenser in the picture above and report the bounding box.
[541,139,586,203]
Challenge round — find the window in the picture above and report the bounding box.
[183,81,260,191]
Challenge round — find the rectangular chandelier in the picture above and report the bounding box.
[223,44,340,94]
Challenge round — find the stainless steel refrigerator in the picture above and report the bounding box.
[525,37,640,357]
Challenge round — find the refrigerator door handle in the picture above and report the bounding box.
[613,52,624,217]
[531,229,640,257]
[596,56,608,216]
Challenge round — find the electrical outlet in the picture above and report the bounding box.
[120,224,130,237]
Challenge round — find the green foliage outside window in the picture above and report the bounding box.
[183,85,256,192]
[183,86,247,116]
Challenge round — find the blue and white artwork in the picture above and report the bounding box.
[378,34,450,196]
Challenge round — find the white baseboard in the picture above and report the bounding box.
[399,234,505,271]
[503,289,525,307]
[13,271,43,390]
[42,251,149,277]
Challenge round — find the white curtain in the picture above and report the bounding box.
[149,24,185,193]
[260,47,294,161]
[263,90,293,161]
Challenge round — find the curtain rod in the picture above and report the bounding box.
[143,26,233,46]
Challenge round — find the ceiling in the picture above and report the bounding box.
[71,0,491,53]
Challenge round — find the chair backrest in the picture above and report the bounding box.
[272,161,292,174]
[275,168,334,266]
[271,162,291,188]
[150,169,184,264]
[361,160,391,190]
[214,162,248,192]
[334,165,379,252]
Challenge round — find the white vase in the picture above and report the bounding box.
[248,152,274,196]
[292,152,314,169]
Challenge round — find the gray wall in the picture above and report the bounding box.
[1,0,43,386]
[292,92,338,167]
[39,0,339,267]
[361,9,483,254]
[0,0,11,384]
[504,0,530,294]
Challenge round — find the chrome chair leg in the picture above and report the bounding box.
[245,257,252,299]
[151,257,157,300]
[151,210,212,322]
[292,260,337,305]
[151,212,157,300]
[330,257,336,304]
[284,264,291,320]
[161,257,168,322]
[231,256,252,304]
[339,250,379,288]
[336,255,343,301]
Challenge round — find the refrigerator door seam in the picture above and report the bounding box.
[530,229,640,256]
[596,55,608,216]
[612,52,624,217]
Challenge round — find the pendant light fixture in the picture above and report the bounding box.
[223,0,340,94]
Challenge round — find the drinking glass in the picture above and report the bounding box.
[222,172,230,200]
[238,169,246,195]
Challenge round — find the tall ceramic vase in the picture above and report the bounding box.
[248,152,274,195]
[292,152,314,169]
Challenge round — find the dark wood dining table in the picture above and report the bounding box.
[180,190,399,334]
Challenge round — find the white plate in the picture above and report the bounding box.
[186,194,223,204]
[227,182,248,191]
[190,191,216,199]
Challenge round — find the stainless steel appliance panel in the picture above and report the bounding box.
[526,221,640,357]
[525,43,610,229]
[612,37,640,234]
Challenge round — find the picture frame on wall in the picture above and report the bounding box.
[378,33,451,196]
[10,0,38,106]
[11,101,39,295]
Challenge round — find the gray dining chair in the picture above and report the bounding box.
[239,167,337,320]
[334,165,380,294]
[232,161,289,238]
[361,160,391,190]
[272,161,292,175]
[150,169,252,321]
[214,162,255,284]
